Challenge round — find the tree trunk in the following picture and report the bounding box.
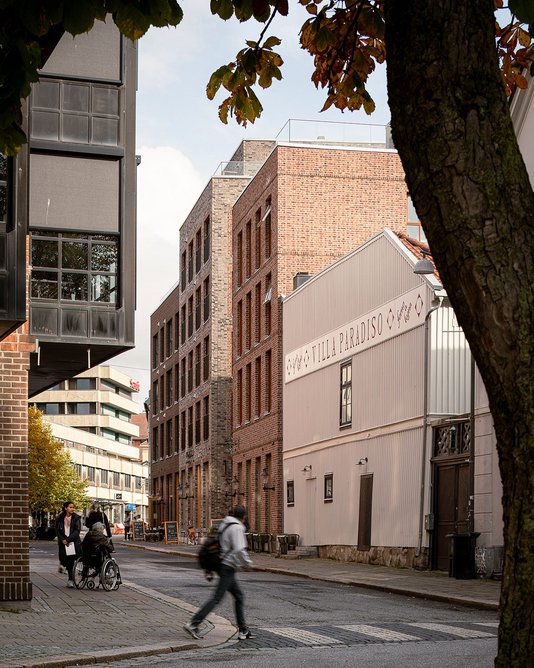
[384,1,534,665]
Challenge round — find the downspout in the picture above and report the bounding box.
[468,356,476,534]
[416,295,443,558]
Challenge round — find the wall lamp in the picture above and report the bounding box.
[302,465,312,472]
[413,249,434,275]
[358,457,368,465]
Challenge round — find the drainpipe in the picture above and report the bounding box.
[416,294,443,559]
[468,356,476,535]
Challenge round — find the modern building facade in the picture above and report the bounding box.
[282,228,503,575]
[150,141,274,530]
[231,132,409,536]
[32,365,148,523]
[0,17,137,608]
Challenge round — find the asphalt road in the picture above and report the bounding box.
[90,543,499,667]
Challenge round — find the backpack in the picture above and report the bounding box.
[198,522,232,573]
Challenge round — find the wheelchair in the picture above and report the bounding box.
[72,545,122,591]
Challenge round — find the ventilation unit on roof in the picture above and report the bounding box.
[293,272,311,290]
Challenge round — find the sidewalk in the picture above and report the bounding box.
[0,541,500,668]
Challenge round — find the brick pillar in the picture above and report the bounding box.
[0,324,33,609]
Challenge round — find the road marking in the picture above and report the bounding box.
[476,621,499,628]
[263,627,342,645]
[336,624,420,642]
[406,623,496,638]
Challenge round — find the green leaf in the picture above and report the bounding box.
[210,0,234,21]
[263,35,281,49]
[62,0,97,35]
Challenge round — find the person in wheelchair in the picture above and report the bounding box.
[82,521,114,569]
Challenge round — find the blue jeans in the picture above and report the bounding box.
[192,565,246,631]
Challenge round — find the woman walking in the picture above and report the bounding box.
[55,501,82,588]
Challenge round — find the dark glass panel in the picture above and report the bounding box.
[91,274,117,303]
[32,81,60,108]
[63,114,89,143]
[0,232,5,269]
[31,271,58,299]
[62,242,88,269]
[61,309,88,335]
[63,84,89,112]
[92,117,119,146]
[92,87,119,115]
[91,243,117,272]
[32,240,58,268]
[61,273,87,301]
[0,154,6,179]
[92,234,117,242]
[61,232,88,239]
[31,111,60,141]
[0,275,7,310]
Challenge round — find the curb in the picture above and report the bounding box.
[121,541,499,612]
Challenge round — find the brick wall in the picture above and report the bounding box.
[231,144,408,535]
[0,323,33,608]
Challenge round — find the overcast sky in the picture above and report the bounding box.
[112,2,390,408]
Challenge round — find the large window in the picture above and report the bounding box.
[340,361,352,427]
[30,231,118,303]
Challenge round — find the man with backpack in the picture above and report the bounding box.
[183,505,254,640]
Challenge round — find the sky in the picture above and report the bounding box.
[111,2,390,409]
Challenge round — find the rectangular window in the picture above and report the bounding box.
[113,471,121,487]
[255,356,261,418]
[264,273,272,336]
[100,469,108,485]
[166,369,172,406]
[152,427,158,460]
[187,351,193,393]
[237,231,243,286]
[68,378,96,390]
[187,296,193,338]
[181,250,186,290]
[195,228,202,273]
[166,320,172,357]
[87,466,95,482]
[245,363,251,422]
[124,474,131,489]
[152,333,159,368]
[286,480,295,506]
[340,361,352,427]
[203,276,210,322]
[245,220,252,278]
[264,199,272,258]
[255,282,261,343]
[187,406,193,448]
[237,368,243,425]
[255,209,261,269]
[195,344,201,387]
[174,314,180,350]
[324,473,333,502]
[237,300,243,357]
[180,357,186,398]
[195,401,201,444]
[188,240,193,282]
[203,336,210,382]
[180,305,186,344]
[195,287,201,330]
[180,410,186,450]
[159,326,165,364]
[203,217,210,262]
[203,395,209,441]
[245,291,252,351]
[30,231,118,304]
[265,349,272,413]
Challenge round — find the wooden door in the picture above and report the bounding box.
[433,461,469,570]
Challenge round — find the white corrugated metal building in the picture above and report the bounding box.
[282,228,502,575]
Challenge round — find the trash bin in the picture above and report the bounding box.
[278,535,288,555]
[449,532,480,579]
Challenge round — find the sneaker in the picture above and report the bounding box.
[238,629,255,640]
[67,580,74,588]
[183,622,201,639]
[58,565,66,574]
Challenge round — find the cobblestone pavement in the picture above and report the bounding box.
[0,541,500,668]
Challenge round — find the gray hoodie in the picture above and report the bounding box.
[219,516,253,570]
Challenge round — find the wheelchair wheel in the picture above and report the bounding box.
[100,558,119,591]
[73,557,87,589]
[112,560,122,590]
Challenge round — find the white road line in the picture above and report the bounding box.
[406,623,496,638]
[476,622,499,628]
[263,627,342,645]
[336,624,420,642]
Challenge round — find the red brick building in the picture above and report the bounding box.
[231,140,409,535]
[150,141,274,532]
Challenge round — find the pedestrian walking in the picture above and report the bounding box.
[123,513,131,541]
[55,501,82,588]
[183,505,254,640]
[85,503,112,537]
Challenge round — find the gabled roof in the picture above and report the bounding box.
[395,231,442,283]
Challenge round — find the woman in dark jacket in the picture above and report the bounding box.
[55,501,82,588]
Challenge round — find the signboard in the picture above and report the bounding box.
[132,520,145,541]
[284,286,427,383]
[210,518,225,531]
[164,521,179,544]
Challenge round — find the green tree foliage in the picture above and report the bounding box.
[28,406,89,514]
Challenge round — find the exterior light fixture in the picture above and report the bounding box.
[358,457,368,465]
[413,249,434,275]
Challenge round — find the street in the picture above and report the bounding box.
[70,542,500,667]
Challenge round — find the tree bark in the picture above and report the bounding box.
[384,1,534,665]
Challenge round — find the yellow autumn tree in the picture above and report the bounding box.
[28,406,89,514]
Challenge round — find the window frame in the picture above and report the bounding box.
[324,473,333,502]
[339,360,352,428]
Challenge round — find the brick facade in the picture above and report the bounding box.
[0,322,34,608]
[150,140,275,534]
[231,144,408,535]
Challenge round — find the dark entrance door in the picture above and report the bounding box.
[433,460,470,570]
